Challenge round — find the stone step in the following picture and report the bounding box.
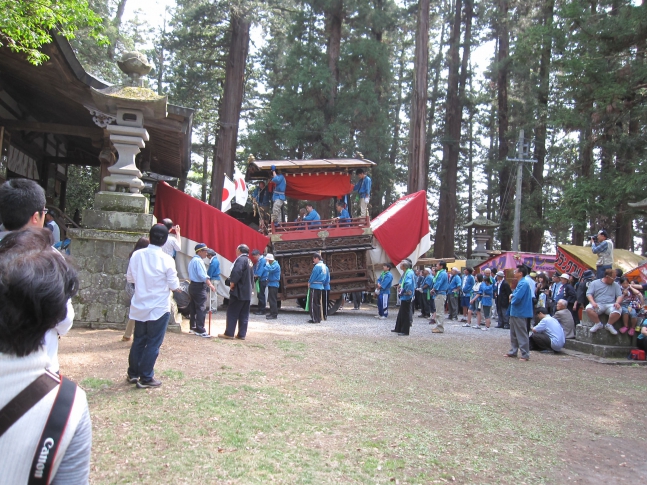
[575,323,637,346]
[564,339,635,359]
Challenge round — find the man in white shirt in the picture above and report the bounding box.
[44,212,61,244]
[160,218,181,257]
[126,224,181,388]
[530,307,565,353]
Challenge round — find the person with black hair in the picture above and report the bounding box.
[591,229,614,279]
[0,228,92,484]
[126,224,182,388]
[352,168,372,217]
[160,218,182,257]
[393,259,415,335]
[505,265,533,361]
[530,307,565,353]
[307,253,328,323]
[0,179,47,241]
[220,244,254,339]
[375,263,394,319]
[122,236,150,341]
[271,166,286,226]
[431,260,449,333]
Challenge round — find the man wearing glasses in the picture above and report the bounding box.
[0,179,48,241]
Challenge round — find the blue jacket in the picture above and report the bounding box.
[433,270,449,294]
[423,274,434,298]
[377,271,393,295]
[399,269,415,301]
[207,257,220,280]
[480,281,494,306]
[448,274,462,293]
[309,261,328,290]
[462,274,475,296]
[510,278,534,318]
[253,186,270,206]
[266,261,281,288]
[304,209,321,226]
[254,256,268,281]
[188,255,208,283]
[337,208,351,223]
[324,264,331,290]
[353,175,372,197]
[272,174,286,201]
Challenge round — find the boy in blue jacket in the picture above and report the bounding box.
[375,263,394,319]
[265,254,281,320]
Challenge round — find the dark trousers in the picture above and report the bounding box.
[637,338,647,352]
[189,282,208,333]
[596,264,612,280]
[448,293,459,319]
[352,291,362,309]
[225,295,250,338]
[128,312,170,381]
[529,332,553,351]
[257,280,267,311]
[498,305,510,327]
[420,294,430,317]
[567,302,580,326]
[268,286,279,316]
[323,290,329,320]
[395,300,412,334]
[310,288,324,322]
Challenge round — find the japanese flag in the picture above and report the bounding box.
[233,169,249,206]
[221,175,236,212]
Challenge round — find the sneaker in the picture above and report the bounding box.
[472,325,479,329]
[374,315,382,319]
[379,316,386,320]
[188,328,196,334]
[126,374,138,384]
[462,323,471,327]
[589,322,604,333]
[136,378,162,389]
[195,332,212,338]
[481,326,490,331]
[218,333,234,339]
[605,324,618,335]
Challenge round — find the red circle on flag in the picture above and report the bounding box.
[240,179,246,191]
[222,188,230,201]
[234,180,239,190]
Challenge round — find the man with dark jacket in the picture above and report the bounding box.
[219,244,253,340]
[574,269,594,317]
[495,271,512,329]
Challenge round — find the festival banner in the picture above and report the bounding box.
[476,252,556,274]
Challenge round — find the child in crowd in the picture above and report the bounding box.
[467,273,483,328]
[619,277,643,336]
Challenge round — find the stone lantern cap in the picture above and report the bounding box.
[464,204,500,229]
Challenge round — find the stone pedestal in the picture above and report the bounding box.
[68,192,181,332]
[564,312,636,358]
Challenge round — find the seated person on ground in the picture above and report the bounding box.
[586,268,622,335]
[530,307,566,353]
[303,203,321,227]
[553,299,575,339]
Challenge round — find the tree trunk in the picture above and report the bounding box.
[324,1,343,130]
[201,129,209,202]
[209,13,250,208]
[107,0,128,61]
[497,0,512,250]
[407,0,430,194]
[435,0,472,258]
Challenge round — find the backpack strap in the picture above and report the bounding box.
[28,376,77,485]
[0,371,60,438]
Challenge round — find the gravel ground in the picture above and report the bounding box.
[208,300,512,341]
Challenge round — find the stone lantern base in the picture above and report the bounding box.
[68,192,180,332]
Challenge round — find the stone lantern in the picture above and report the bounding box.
[68,52,180,330]
[464,204,499,267]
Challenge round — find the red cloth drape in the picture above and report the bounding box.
[285,173,354,200]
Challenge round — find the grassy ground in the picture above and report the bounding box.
[60,320,647,484]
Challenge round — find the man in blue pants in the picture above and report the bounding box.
[375,263,393,319]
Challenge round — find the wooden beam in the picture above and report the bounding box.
[0,120,103,140]
[44,156,100,167]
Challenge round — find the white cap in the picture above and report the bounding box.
[559,273,569,280]
[266,253,275,261]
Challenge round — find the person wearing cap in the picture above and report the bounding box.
[530,307,565,353]
[375,263,394,319]
[393,259,415,335]
[585,268,622,335]
[352,168,372,217]
[447,267,462,320]
[556,273,578,324]
[206,249,221,312]
[270,166,286,227]
[495,271,511,329]
[308,253,328,323]
[553,299,575,339]
[188,243,216,338]
[591,230,614,280]
[127,224,182,387]
[265,254,281,319]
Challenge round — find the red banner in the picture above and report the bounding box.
[555,247,588,278]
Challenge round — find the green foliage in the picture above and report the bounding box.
[66,165,100,217]
[0,0,106,65]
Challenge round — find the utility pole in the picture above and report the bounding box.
[508,129,537,251]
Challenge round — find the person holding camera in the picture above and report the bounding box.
[590,230,614,280]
